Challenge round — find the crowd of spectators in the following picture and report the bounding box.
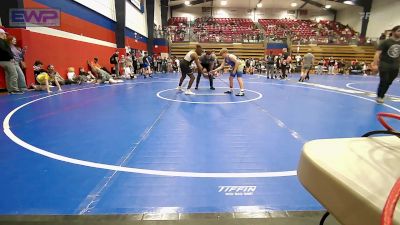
[0,17,380,95]
[192,17,262,43]
[257,19,358,44]
[241,52,371,78]
[166,17,364,45]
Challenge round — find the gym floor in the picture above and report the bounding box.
[0,73,399,224]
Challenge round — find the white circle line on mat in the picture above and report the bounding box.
[156,87,263,104]
[346,82,400,98]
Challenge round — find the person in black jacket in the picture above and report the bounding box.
[265,52,275,79]
[110,50,119,78]
[0,29,23,94]
[280,48,291,79]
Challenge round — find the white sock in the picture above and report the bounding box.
[240,89,244,92]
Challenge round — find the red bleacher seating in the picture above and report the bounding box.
[168,17,188,26]
[192,18,260,36]
[258,18,356,42]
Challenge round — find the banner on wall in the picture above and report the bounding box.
[129,0,144,13]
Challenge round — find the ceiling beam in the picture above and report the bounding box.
[299,0,337,14]
[299,0,309,9]
[171,0,213,11]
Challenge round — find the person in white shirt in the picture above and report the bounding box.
[176,45,204,95]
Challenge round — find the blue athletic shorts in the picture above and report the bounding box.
[229,63,244,77]
[230,71,243,77]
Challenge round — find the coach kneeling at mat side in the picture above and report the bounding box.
[195,50,216,90]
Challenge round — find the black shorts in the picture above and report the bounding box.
[201,63,211,72]
[180,60,193,75]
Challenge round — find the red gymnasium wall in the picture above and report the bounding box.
[126,37,147,51]
[1,27,117,90]
[0,0,160,90]
[26,30,116,84]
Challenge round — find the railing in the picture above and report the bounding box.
[160,26,378,47]
[291,36,379,46]
[158,28,265,43]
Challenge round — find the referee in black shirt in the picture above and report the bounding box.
[195,51,216,90]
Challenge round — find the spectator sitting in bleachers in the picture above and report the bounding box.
[258,18,357,45]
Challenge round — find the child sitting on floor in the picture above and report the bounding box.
[47,65,65,85]
[33,60,47,85]
[78,67,97,83]
[32,64,62,93]
[67,67,84,84]
[87,59,122,84]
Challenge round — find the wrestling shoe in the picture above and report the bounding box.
[185,89,195,95]
[376,97,384,104]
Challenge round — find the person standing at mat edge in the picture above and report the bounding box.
[280,48,291,80]
[177,44,204,95]
[371,25,400,104]
[143,52,153,78]
[212,48,245,96]
[299,52,314,82]
[0,29,24,94]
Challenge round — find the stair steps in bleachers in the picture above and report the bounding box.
[292,45,376,63]
[170,42,265,60]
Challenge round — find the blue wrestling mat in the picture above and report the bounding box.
[0,73,399,216]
